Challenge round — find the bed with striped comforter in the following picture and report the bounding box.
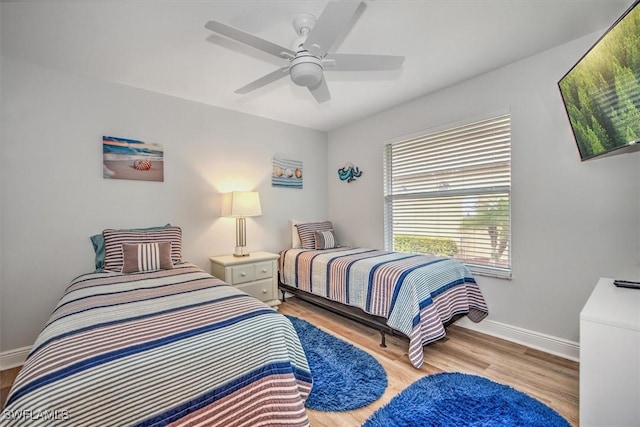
[2,263,312,427]
[279,247,488,369]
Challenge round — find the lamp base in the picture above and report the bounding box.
[233,218,250,257]
[233,245,250,257]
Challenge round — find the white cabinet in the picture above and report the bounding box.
[580,278,640,427]
[209,251,281,309]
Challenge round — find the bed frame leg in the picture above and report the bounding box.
[379,330,387,348]
[280,289,286,303]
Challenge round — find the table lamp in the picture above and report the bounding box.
[221,191,262,257]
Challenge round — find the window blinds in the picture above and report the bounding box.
[384,113,511,278]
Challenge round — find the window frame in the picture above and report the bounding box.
[383,111,512,279]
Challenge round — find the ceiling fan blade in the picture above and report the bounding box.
[303,1,362,57]
[308,77,331,103]
[205,20,295,59]
[324,53,405,71]
[234,67,290,94]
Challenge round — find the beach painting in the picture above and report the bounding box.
[103,136,164,182]
[272,157,302,189]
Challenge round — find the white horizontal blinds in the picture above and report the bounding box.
[389,115,511,195]
[385,114,511,277]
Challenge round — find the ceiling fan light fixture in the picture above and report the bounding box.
[205,1,404,103]
[289,55,323,87]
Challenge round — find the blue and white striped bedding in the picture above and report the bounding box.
[279,248,488,368]
[2,264,312,426]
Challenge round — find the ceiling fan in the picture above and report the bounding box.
[204,1,404,103]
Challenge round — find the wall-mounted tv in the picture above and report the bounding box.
[558,0,640,161]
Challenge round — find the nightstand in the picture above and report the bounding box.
[209,251,281,309]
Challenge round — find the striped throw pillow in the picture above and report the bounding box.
[103,226,182,272]
[122,242,174,273]
[90,224,171,271]
[295,221,333,249]
[314,230,336,250]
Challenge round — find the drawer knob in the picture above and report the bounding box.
[262,289,267,294]
[261,269,267,273]
[240,272,246,277]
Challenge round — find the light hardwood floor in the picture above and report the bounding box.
[1,366,21,410]
[1,297,579,426]
[279,297,579,427]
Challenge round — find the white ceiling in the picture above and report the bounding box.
[0,0,633,131]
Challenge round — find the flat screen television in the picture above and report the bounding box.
[558,0,640,161]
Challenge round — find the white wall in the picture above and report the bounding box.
[0,57,327,353]
[0,46,4,359]
[327,31,640,348]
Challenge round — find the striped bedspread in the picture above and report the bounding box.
[280,248,488,369]
[2,264,312,426]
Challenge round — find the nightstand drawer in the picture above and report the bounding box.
[254,261,273,280]
[236,279,274,302]
[230,265,256,284]
[209,252,280,309]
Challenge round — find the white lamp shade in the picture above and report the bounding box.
[221,191,262,218]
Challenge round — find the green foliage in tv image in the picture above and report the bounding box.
[559,4,640,159]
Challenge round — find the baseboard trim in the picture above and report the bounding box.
[456,317,579,362]
[0,346,30,370]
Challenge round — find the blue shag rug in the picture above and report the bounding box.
[363,372,570,427]
[286,315,387,412]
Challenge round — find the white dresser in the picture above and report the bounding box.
[209,251,281,309]
[580,278,640,427]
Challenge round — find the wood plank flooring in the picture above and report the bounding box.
[0,297,579,426]
[1,366,21,410]
[279,297,579,427]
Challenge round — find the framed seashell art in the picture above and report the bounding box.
[103,135,164,182]
[272,157,303,189]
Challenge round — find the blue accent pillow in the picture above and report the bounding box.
[90,224,171,271]
[90,233,106,270]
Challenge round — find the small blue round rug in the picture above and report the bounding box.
[363,372,570,427]
[286,315,387,412]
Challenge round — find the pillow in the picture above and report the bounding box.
[90,224,171,270]
[290,219,302,248]
[122,242,174,273]
[103,226,182,272]
[90,234,106,270]
[295,221,333,249]
[314,230,337,250]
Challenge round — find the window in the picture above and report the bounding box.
[384,113,511,278]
